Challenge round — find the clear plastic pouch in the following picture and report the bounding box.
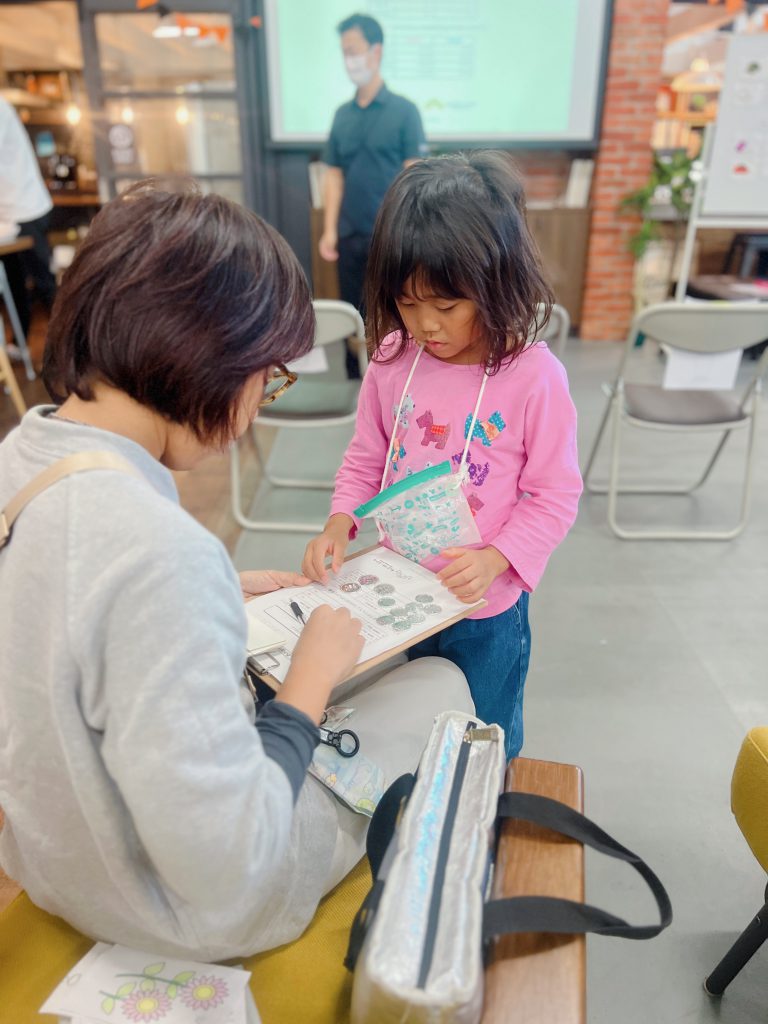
[354,461,482,563]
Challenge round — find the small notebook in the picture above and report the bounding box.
[245,607,289,656]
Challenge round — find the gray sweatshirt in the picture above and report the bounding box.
[0,408,338,959]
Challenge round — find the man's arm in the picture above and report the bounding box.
[319,165,344,262]
[402,101,428,169]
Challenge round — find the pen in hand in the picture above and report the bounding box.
[290,601,306,626]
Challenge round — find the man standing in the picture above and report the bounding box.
[320,13,427,374]
[0,97,56,344]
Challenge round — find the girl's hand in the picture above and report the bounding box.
[277,606,364,723]
[239,569,310,603]
[438,546,510,604]
[302,514,354,584]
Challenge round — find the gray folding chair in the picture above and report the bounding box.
[231,299,367,533]
[527,302,570,359]
[583,301,768,540]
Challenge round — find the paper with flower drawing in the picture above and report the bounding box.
[40,942,253,1023]
[244,546,484,687]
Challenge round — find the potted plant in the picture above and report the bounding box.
[620,151,697,308]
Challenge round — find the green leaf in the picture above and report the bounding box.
[140,979,156,991]
[116,982,135,998]
[167,984,178,999]
[172,970,195,984]
[144,962,165,976]
[101,996,116,1015]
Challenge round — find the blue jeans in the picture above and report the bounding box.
[406,592,531,760]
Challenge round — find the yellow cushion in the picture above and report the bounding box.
[731,727,768,874]
[0,858,370,1024]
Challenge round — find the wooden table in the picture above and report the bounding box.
[482,757,585,1024]
[51,193,101,208]
[0,236,33,258]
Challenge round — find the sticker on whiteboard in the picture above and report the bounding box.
[731,161,753,178]
[738,57,767,80]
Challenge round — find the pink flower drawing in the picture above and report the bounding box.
[181,975,229,1010]
[120,989,171,1022]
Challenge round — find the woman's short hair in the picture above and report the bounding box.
[43,180,314,444]
[364,151,553,373]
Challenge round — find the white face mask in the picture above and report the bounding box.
[344,52,375,87]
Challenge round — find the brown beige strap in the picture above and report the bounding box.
[0,451,142,550]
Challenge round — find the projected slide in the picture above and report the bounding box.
[264,0,610,144]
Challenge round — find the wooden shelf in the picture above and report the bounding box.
[656,112,714,125]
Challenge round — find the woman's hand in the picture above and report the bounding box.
[438,546,510,604]
[302,514,354,584]
[277,606,364,723]
[239,569,310,603]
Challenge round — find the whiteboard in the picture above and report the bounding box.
[263,0,612,145]
[702,34,768,219]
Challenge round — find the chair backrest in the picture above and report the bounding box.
[529,302,570,360]
[615,301,768,401]
[312,299,368,374]
[629,302,768,355]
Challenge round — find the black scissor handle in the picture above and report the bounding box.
[319,727,360,758]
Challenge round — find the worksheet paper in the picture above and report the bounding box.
[662,346,742,391]
[244,547,482,684]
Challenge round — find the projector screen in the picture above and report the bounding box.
[264,0,612,146]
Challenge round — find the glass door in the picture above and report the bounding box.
[78,0,264,211]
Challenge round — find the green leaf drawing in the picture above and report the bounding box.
[140,978,156,991]
[143,962,165,976]
[101,996,116,1015]
[116,982,135,998]
[172,970,195,984]
[167,984,178,998]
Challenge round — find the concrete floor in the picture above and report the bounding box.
[234,339,768,1024]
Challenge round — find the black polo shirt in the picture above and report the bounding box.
[323,83,427,239]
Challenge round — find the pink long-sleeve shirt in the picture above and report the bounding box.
[330,336,582,618]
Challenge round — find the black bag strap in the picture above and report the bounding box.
[483,792,672,942]
[345,772,415,971]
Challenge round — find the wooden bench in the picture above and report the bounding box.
[1,757,585,1023]
[483,757,585,1024]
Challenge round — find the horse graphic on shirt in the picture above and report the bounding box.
[416,410,451,450]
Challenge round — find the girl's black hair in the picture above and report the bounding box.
[364,151,553,373]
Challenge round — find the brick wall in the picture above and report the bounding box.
[580,0,669,340]
[514,151,571,203]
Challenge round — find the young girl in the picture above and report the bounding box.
[303,151,582,758]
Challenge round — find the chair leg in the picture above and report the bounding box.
[704,898,768,997]
[604,393,760,540]
[230,438,326,533]
[0,263,35,381]
[0,346,26,418]
[581,389,614,490]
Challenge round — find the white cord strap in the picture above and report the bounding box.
[380,348,489,492]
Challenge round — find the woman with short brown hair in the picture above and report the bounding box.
[0,182,471,959]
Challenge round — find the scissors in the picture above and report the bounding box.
[319,711,360,758]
